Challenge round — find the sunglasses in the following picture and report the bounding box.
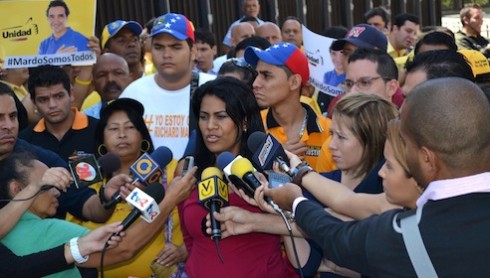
[229,58,258,80]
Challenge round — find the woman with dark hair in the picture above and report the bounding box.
[178,77,297,277]
[78,98,186,277]
[95,98,154,161]
[190,77,264,177]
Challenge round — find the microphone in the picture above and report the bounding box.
[97,153,122,177]
[129,146,173,186]
[198,167,229,242]
[230,157,277,207]
[68,153,122,188]
[216,152,255,198]
[107,146,173,207]
[247,131,289,175]
[120,183,165,232]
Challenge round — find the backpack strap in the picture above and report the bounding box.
[189,72,200,133]
[399,208,438,277]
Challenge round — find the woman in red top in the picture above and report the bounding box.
[178,77,298,278]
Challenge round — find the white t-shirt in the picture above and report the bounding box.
[120,73,215,159]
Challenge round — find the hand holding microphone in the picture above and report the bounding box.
[106,146,173,208]
[119,183,165,233]
[41,153,121,193]
[69,153,121,189]
[247,131,289,175]
[230,157,284,214]
[216,152,254,198]
[39,167,73,192]
[198,167,229,242]
[198,167,228,262]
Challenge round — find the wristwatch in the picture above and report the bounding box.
[291,162,314,186]
[98,184,115,209]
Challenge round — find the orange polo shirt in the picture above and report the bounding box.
[261,103,336,171]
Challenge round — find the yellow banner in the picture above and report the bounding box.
[0,0,96,67]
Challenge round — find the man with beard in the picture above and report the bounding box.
[82,53,133,119]
[455,3,490,57]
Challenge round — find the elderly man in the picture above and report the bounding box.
[256,22,282,45]
[222,0,264,51]
[82,53,133,119]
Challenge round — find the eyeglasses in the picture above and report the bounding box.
[229,58,258,80]
[343,76,387,90]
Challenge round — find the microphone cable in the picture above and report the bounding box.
[0,185,56,203]
[214,237,224,263]
[210,202,225,263]
[99,237,111,278]
[274,204,304,278]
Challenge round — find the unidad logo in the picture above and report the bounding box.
[2,17,39,41]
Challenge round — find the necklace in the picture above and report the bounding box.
[298,108,308,138]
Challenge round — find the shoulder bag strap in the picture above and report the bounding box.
[400,210,438,278]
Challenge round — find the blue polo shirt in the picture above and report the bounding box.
[323,69,345,87]
[38,27,89,54]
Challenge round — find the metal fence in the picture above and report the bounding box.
[95,0,443,54]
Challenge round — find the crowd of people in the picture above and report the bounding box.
[0,0,489,277]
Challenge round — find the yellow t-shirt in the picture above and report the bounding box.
[0,80,28,100]
[67,159,183,277]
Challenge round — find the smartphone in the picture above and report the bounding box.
[182,156,194,175]
[268,172,292,189]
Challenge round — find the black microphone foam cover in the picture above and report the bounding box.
[145,182,166,203]
[247,131,267,153]
[98,152,122,175]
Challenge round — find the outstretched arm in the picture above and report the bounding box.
[300,171,398,220]
[0,222,123,277]
[81,167,198,267]
[0,167,72,238]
